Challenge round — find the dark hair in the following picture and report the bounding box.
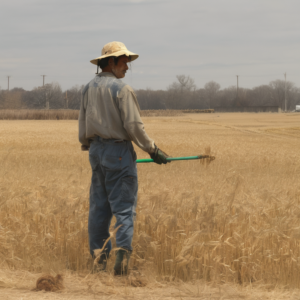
[96,55,131,74]
[99,56,120,69]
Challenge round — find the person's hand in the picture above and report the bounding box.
[81,145,90,151]
[150,145,170,165]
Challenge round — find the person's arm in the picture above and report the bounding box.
[118,86,155,154]
[78,86,90,150]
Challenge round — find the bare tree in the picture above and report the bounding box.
[249,85,273,106]
[23,82,63,109]
[0,87,4,109]
[0,88,25,109]
[3,76,298,112]
[215,86,236,107]
[269,79,295,110]
[235,88,251,106]
[135,88,166,110]
[204,81,221,108]
[45,82,63,109]
[192,88,208,109]
[167,75,196,109]
[135,88,153,110]
[65,85,84,109]
[169,75,196,92]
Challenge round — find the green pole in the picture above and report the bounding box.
[136,155,213,163]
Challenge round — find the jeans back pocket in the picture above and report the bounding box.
[103,155,122,171]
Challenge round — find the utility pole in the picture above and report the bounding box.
[45,94,49,109]
[41,75,46,87]
[236,75,239,104]
[65,91,68,109]
[7,76,10,91]
[284,72,287,112]
[41,75,49,109]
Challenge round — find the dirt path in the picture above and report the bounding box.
[1,270,300,300]
[0,270,229,299]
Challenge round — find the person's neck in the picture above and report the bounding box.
[102,66,113,73]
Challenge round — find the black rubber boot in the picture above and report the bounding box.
[114,249,131,276]
[93,250,109,273]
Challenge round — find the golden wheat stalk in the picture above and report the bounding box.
[93,224,123,265]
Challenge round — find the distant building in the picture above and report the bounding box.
[296,105,300,112]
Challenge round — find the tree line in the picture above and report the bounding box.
[0,83,83,110]
[0,75,299,111]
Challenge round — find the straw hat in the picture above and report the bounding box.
[90,41,139,65]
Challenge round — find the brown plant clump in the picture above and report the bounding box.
[33,274,64,292]
[128,276,147,287]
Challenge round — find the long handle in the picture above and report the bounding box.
[136,155,213,163]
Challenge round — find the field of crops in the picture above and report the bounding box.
[0,113,300,299]
[0,109,214,120]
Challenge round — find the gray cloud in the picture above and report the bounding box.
[0,0,299,90]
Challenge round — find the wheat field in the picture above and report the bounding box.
[0,113,300,299]
[0,109,183,120]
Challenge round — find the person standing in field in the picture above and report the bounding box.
[78,41,170,275]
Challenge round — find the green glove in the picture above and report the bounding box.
[150,145,170,165]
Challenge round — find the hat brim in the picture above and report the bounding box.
[90,50,138,65]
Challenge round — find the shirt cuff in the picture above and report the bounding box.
[148,141,156,154]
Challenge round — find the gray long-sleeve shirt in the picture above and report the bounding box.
[78,72,155,153]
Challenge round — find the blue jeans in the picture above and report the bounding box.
[88,136,138,257]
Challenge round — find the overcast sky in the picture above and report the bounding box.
[1,0,299,91]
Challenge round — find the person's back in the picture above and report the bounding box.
[79,71,155,153]
[80,73,128,141]
[79,41,170,275]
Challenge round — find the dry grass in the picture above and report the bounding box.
[182,109,214,113]
[140,109,214,116]
[140,110,183,117]
[0,109,182,119]
[3,268,291,300]
[0,109,79,120]
[0,113,300,298]
[0,109,214,120]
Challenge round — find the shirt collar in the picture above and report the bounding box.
[97,72,117,78]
